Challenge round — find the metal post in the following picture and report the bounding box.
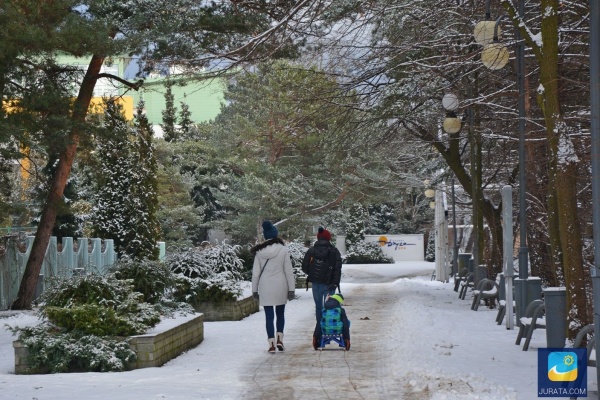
[516,0,529,319]
[452,179,459,277]
[502,186,515,329]
[588,0,600,394]
[468,102,479,272]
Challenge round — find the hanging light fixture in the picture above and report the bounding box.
[474,20,499,45]
[441,93,459,111]
[443,111,462,134]
[481,42,510,70]
[442,93,461,134]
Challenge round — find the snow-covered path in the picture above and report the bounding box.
[0,262,597,399]
[240,282,405,399]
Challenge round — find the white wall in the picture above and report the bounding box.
[336,234,425,262]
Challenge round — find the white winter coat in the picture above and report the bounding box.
[251,241,295,306]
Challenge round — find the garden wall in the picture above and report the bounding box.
[192,296,258,321]
[295,276,311,289]
[129,313,204,369]
[13,313,204,374]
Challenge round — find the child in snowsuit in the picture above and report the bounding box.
[313,293,351,350]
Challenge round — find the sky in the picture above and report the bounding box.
[0,261,595,400]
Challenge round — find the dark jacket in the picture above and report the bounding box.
[314,296,350,340]
[301,239,342,286]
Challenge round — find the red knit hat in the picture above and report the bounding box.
[317,227,332,241]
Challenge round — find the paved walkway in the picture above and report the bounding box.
[240,282,408,399]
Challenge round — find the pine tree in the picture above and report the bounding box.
[161,81,178,142]
[345,203,368,251]
[425,230,435,262]
[91,100,135,257]
[9,0,322,309]
[91,100,160,260]
[178,101,199,140]
[126,101,161,260]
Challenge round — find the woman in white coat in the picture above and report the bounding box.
[251,220,295,353]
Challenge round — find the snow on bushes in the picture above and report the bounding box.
[344,241,394,264]
[167,241,245,303]
[286,240,308,278]
[9,274,163,373]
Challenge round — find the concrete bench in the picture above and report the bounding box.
[515,299,545,351]
[572,324,596,367]
[453,268,469,292]
[471,278,499,311]
[458,272,475,300]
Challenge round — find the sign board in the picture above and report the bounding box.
[335,234,424,262]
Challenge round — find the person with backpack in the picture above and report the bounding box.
[251,220,296,353]
[301,227,343,329]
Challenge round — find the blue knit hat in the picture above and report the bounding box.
[262,220,279,240]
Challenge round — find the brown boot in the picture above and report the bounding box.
[312,335,320,350]
[276,332,284,351]
[268,338,276,353]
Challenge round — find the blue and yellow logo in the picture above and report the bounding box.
[538,348,586,397]
[548,352,578,382]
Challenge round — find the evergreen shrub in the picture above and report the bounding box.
[12,324,136,373]
[167,241,245,303]
[10,274,166,373]
[343,241,395,264]
[235,244,254,281]
[286,240,308,278]
[110,258,174,304]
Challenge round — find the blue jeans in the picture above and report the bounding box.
[263,305,285,339]
[312,282,336,324]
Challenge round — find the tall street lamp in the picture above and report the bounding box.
[442,93,478,274]
[589,0,600,391]
[451,179,459,278]
[475,1,529,324]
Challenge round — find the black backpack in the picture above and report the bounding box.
[310,247,333,284]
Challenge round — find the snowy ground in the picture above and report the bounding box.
[0,261,596,399]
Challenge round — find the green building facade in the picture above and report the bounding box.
[132,75,225,126]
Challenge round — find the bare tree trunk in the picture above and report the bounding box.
[538,0,588,338]
[425,125,504,272]
[11,55,104,310]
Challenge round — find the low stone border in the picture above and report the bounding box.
[192,295,258,321]
[296,276,311,289]
[129,313,204,369]
[13,341,46,374]
[13,313,205,374]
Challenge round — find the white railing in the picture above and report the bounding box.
[0,236,116,310]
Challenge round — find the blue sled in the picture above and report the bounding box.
[319,333,346,351]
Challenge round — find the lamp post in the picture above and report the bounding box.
[589,0,600,391]
[475,0,529,323]
[451,179,459,277]
[442,93,478,274]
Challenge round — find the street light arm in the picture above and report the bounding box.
[493,15,509,41]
